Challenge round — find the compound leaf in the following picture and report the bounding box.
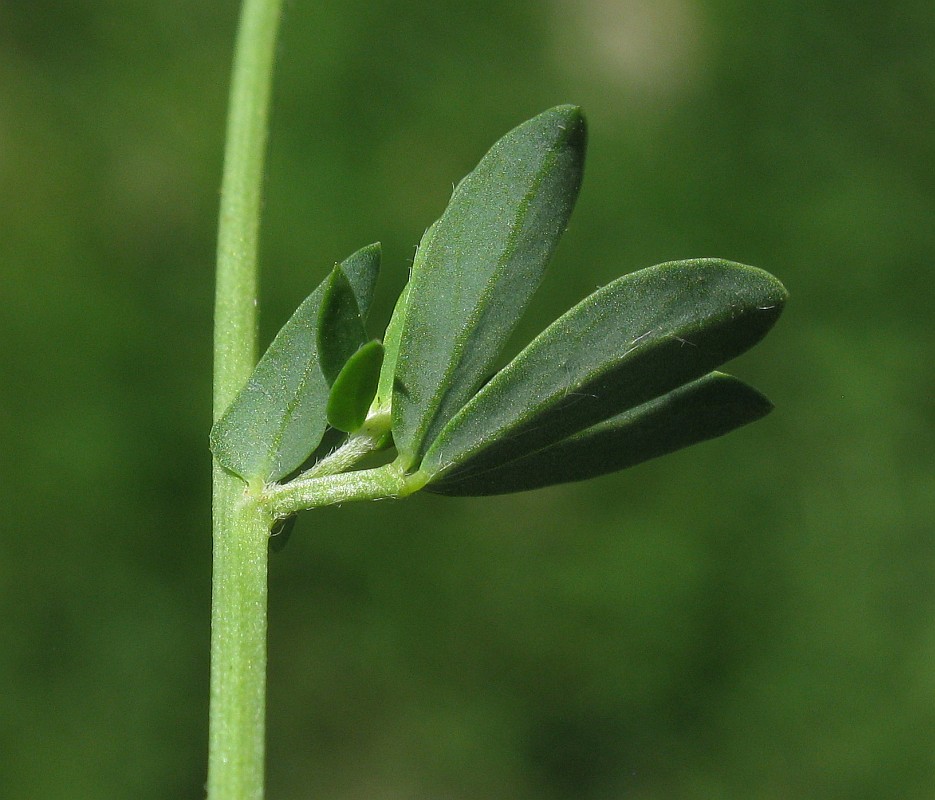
[392,105,587,468]
[420,259,787,482]
[427,372,772,495]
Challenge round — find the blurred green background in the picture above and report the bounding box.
[2,1,934,797]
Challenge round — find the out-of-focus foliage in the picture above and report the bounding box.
[2,1,934,798]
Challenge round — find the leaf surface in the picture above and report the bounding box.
[318,265,367,385]
[209,281,331,482]
[372,221,439,416]
[340,242,380,320]
[210,245,379,483]
[427,373,773,495]
[374,283,409,413]
[421,259,787,481]
[317,244,380,385]
[327,340,385,433]
[392,105,587,467]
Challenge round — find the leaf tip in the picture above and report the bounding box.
[543,104,587,150]
[359,241,381,260]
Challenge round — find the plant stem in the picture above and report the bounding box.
[210,1,282,798]
[265,459,429,518]
[291,411,392,481]
[207,489,271,800]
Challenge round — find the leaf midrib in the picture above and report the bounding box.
[412,141,562,462]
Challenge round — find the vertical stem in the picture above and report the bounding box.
[210,1,282,798]
[213,0,282,409]
[207,489,270,800]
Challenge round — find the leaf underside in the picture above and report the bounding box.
[392,105,587,467]
[427,372,772,495]
[421,259,787,482]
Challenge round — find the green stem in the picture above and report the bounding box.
[207,488,271,800]
[291,411,392,481]
[210,1,282,798]
[264,459,428,519]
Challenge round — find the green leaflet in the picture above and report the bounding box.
[372,221,436,414]
[420,259,787,482]
[210,245,380,483]
[318,243,380,385]
[392,105,587,468]
[427,372,772,495]
[318,265,367,385]
[327,340,385,433]
[373,282,409,413]
[209,281,331,482]
[339,242,380,320]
